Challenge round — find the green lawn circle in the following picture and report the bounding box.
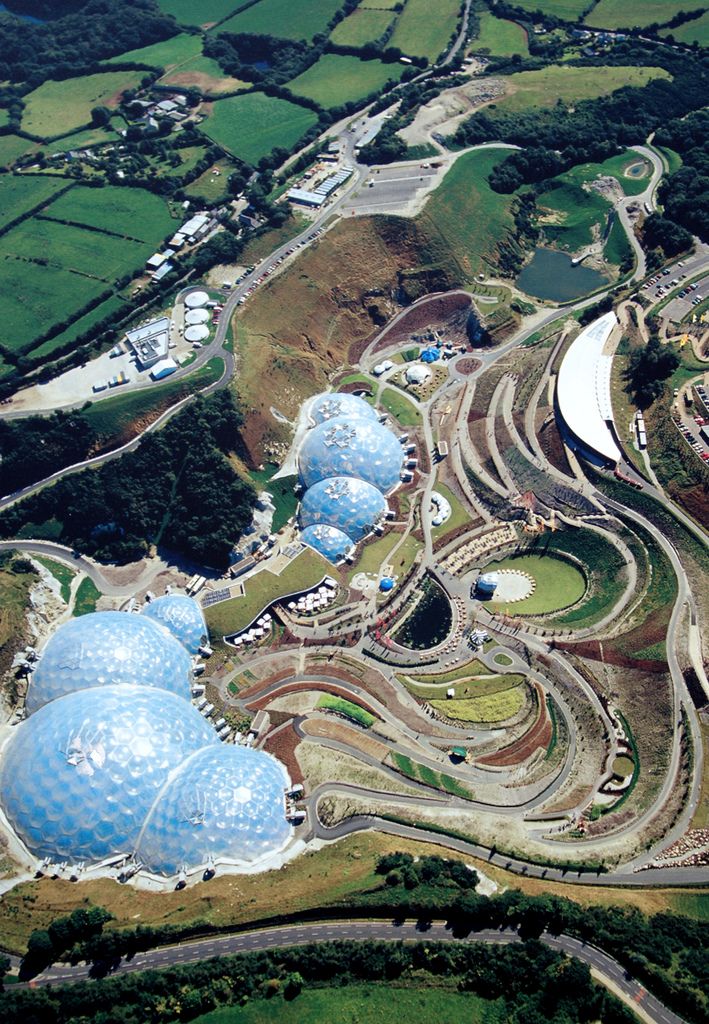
[485,552,586,614]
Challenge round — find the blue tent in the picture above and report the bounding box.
[379,577,394,592]
[420,347,438,363]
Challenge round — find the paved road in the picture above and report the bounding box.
[18,919,688,1024]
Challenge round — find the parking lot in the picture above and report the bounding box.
[673,381,709,464]
[349,163,441,216]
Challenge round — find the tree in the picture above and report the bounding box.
[623,334,680,408]
[90,105,111,126]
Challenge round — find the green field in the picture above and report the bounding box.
[379,387,422,425]
[204,548,329,636]
[329,8,396,46]
[497,65,671,113]
[107,32,203,68]
[33,556,76,603]
[156,0,241,25]
[0,176,69,232]
[586,0,699,30]
[431,482,471,539]
[0,135,34,168]
[4,218,151,280]
[316,694,376,727]
[562,150,652,197]
[431,686,524,722]
[203,92,319,165]
[0,259,106,354]
[44,185,173,241]
[359,0,400,7]
[420,147,517,280]
[44,123,122,152]
[29,295,127,359]
[194,986,498,1024]
[287,54,403,108]
[507,0,590,16]
[72,576,102,616]
[487,552,587,614]
[218,0,343,40]
[604,213,633,268]
[402,671,523,701]
[21,71,144,138]
[660,11,709,44]
[472,11,529,56]
[536,179,610,251]
[348,531,400,582]
[388,0,461,60]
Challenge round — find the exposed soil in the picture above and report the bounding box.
[165,71,245,93]
[262,723,304,785]
[478,683,551,767]
[457,357,482,375]
[371,292,472,356]
[301,717,389,760]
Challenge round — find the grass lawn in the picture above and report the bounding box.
[402,672,523,701]
[347,531,401,583]
[379,387,422,425]
[472,11,528,56]
[21,71,145,138]
[586,0,698,29]
[194,986,499,1024]
[0,259,105,353]
[287,54,403,109]
[430,686,524,722]
[389,533,423,578]
[487,552,586,614]
[604,214,633,268]
[0,135,33,168]
[508,0,590,15]
[405,660,485,684]
[156,0,240,25]
[256,474,298,533]
[497,65,671,113]
[42,122,122,152]
[420,147,517,281]
[0,176,69,232]
[203,93,319,165]
[494,652,514,666]
[33,556,75,603]
[536,179,610,251]
[329,9,396,46]
[29,296,127,359]
[359,0,400,7]
[218,0,343,40]
[390,752,475,799]
[660,11,709,44]
[44,185,173,242]
[562,150,653,197]
[107,32,202,68]
[72,576,102,616]
[184,160,232,202]
[431,482,471,540]
[316,694,375,727]
[388,0,461,60]
[656,145,682,175]
[205,548,329,636]
[4,218,151,280]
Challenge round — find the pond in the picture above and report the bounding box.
[393,577,452,650]
[516,248,610,303]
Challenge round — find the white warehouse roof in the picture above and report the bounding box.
[556,311,621,464]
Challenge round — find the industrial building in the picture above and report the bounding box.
[125,316,170,370]
[288,165,353,207]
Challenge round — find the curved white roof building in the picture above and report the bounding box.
[556,311,621,464]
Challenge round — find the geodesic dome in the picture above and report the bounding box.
[309,393,378,425]
[141,595,207,655]
[136,746,292,876]
[298,417,403,493]
[0,686,218,864]
[26,612,193,716]
[301,524,355,563]
[300,476,387,540]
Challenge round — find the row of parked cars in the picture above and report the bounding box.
[673,414,709,462]
[236,229,324,305]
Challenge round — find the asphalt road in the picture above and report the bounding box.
[20,919,687,1024]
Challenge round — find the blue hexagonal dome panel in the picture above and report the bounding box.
[141,595,208,655]
[309,393,378,425]
[298,417,403,493]
[136,746,292,876]
[301,524,355,563]
[0,686,218,864]
[300,477,387,540]
[26,612,193,716]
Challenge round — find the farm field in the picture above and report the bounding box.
[202,92,319,165]
[496,65,671,113]
[329,8,396,46]
[218,0,343,41]
[472,11,529,56]
[21,71,145,138]
[156,0,240,25]
[420,147,517,281]
[507,0,589,15]
[0,260,104,354]
[0,135,33,168]
[585,0,697,30]
[430,686,525,722]
[106,32,202,69]
[4,218,151,281]
[388,0,461,60]
[379,387,422,425]
[41,123,122,152]
[359,0,400,7]
[0,177,69,232]
[660,11,709,45]
[288,54,403,108]
[28,295,127,360]
[43,185,174,241]
[536,179,610,251]
[163,54,247,92]
[487,552,587,614]
[184,160,232,201]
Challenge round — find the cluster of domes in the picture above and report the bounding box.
[298,394,402,562]
[0,599,291,877]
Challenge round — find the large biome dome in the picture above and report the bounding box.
[301,524,355,562]
[298,417,403,494]
[309,393,378,424]
[300,476,387,541]
[1,685,218,864]
[26,611,193,715]
[141,595,207,655]
[136,746,292,876]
